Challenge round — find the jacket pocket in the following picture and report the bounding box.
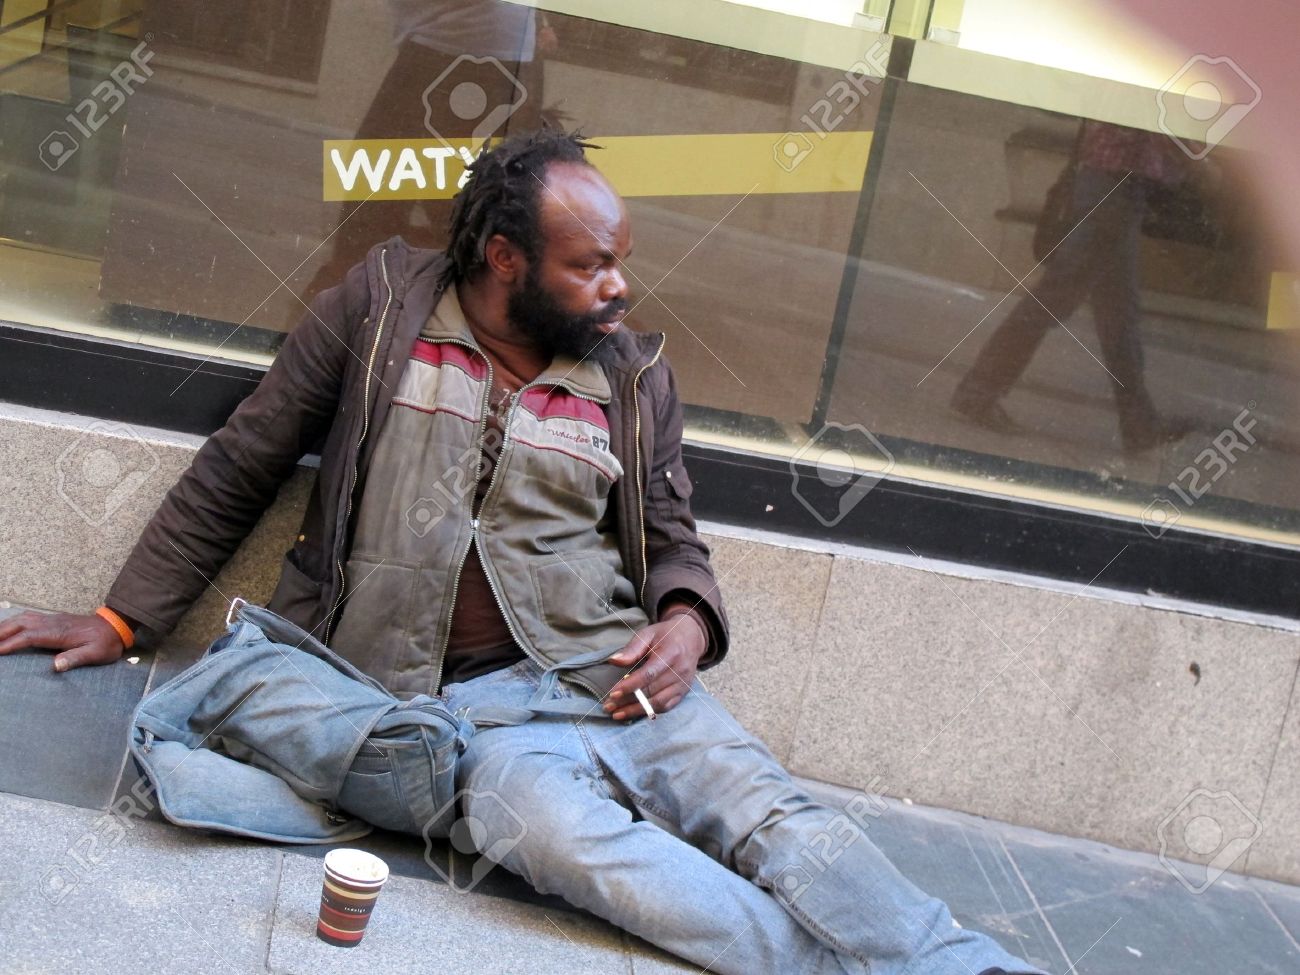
[650,459,695,544]
[529,551,617,639]
[326,555,421,686]
[267,550,325,630]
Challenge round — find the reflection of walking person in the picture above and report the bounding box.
[306,0,554,300]
[952,120,1192,454]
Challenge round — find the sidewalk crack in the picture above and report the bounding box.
[999,835,1076,973]
[1248,882,1300,954]
[785,552,836,762]
[264,850,285,973]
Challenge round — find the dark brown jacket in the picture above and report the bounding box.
[105,237,729,690]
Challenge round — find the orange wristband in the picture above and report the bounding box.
[95,606,135,650]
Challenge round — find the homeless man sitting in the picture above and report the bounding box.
[2,128,1047,975]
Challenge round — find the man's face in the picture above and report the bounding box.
[506,162,632,361]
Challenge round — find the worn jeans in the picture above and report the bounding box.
[440,658,1044,975]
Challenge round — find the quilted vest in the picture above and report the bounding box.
[327,285,649,699]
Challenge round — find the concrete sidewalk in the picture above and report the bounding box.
[4,779,1299,975]
[1,595,1298,974]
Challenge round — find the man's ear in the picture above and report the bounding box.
[483,233,525,284]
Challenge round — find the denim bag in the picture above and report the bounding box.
[129,598,614,844]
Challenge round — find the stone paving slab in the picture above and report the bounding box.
[0,791,280,975]
[803,779,1064,972]
[804,778,1300,975]
[8,779,1300,975]
[1002,821,1300,974]
[267,851,634,975]
[627,947,703,974]
[1251,876,1300,950]
[0,603,153,812]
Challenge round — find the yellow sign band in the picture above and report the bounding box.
[1266,271,1300,330]
[322,131,874,201]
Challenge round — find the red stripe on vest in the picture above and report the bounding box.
[410,339,488,380]
[519,388,608,430]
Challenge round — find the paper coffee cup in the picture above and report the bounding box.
[316,848,390,947]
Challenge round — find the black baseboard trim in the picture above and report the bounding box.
[1,320,262,437]
[681,442,1300,621]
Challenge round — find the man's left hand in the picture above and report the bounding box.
[602,610,707,721]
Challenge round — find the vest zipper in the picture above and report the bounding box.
[632,334,667,607]
[468,338,661,699]
[324,248,392,645]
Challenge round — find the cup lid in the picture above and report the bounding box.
[324,848,389,885]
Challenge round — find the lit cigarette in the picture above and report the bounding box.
[633,687,656,720]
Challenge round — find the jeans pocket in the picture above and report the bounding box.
[336,742,420,835]
[384,732,461,839]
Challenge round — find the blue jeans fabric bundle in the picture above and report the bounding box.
[128,600,612,844]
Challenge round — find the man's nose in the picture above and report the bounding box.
[600,266,628,303]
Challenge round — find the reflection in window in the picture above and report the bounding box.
[0,0,1296,548]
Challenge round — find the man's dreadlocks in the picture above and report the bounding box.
[439,127,602,288]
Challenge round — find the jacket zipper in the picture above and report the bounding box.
[632,334,667,606]
[324,248,392,645]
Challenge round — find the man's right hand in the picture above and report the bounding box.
[0,611,128,672]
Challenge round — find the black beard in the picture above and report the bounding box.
[506,267,627,363]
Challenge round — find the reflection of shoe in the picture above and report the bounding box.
[951,393,1021,435]
[1121,416,1195,455]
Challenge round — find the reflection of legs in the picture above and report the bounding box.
[306,42,545,298]
[953,248,1094,413]
[1086,180,1160,446]
[591,684,1043,975]
[457,723,858,975]
[954,167,1126,415]
[306,42,457,297]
